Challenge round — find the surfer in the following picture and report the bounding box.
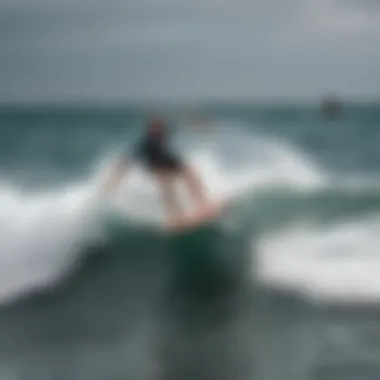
[104,117,213,225]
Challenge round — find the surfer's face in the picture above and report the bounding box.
[147,119,166,139]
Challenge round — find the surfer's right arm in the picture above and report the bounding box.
[103,156,132,196]
[103,140,142,195]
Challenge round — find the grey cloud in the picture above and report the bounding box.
[0,0,379,102]
[335,0,380,10]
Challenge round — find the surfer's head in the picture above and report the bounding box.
[147,117,166,139]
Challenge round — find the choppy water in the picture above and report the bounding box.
[0,104,380,380]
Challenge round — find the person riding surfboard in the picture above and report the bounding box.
[104,117,217,227]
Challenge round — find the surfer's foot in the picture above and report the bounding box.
[165,214,184,228]
[190,202,217,219]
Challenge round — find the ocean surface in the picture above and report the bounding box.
[0,103,380,380]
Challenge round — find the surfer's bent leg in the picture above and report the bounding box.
[181,164,209,210]
[154,170,183,222]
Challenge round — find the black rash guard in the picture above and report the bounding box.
[132,134,183,172]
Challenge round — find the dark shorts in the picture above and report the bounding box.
[143,152,184,173]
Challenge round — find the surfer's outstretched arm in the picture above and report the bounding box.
[103,158,131,195]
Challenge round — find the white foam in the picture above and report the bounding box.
[256,217,380,303]
[109,123,325,223]
[0,123,325,303]
[0,180,104,304]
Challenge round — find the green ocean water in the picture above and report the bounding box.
[0,104,380,380]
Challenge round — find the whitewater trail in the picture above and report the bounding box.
[256,216,380,303]
[109,124,325,224]
[0,123,328,305]
[0,179,106,304]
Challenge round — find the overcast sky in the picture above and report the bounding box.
[1,0,380,103]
